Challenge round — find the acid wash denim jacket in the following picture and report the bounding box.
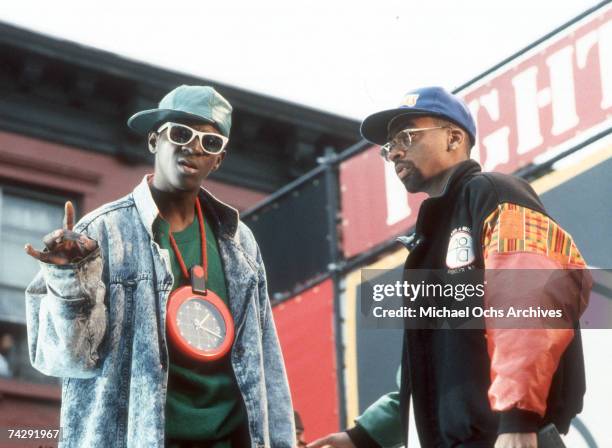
[25,176,295,448]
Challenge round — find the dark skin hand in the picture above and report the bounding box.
[24,201,98,265]
[307,432,354,448]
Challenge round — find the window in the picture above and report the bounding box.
[0,185,73,383]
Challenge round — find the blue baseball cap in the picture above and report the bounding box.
[127,85,232,137]
[360,86,476,146]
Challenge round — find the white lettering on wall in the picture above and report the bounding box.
[575,29,598,69]
[598,20,612,109]
[547,46,580,135]
[483,126,511,171]
[512,67,544,155]
[480,89,501,121]
[468,89,510,171]
[383,160,411,225]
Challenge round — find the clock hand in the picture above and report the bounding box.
[192,317,207,332]
[192,313,210,328]
[204,328,222,339]
[199,313,210,327]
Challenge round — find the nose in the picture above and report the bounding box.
[388,146,405,163]
[181,137,204,155]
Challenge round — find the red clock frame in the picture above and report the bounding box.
[166,287,235,362]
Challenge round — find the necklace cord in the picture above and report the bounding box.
[165,198,208,282]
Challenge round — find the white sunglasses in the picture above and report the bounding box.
[157,122,229,155]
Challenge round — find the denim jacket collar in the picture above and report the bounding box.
[132,175,240,241]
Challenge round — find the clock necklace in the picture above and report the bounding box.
[165,197,235,362]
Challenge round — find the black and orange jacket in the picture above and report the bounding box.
[398,159,591,447]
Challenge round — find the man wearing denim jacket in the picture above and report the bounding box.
[24,85,295,448]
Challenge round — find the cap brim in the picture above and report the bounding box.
[127,109,216,135]
[360,107,434,145]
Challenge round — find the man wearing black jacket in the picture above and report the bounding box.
[309,87,590,448]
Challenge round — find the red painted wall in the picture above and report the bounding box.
[272,279,339,442]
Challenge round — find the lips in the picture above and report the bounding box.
[177,158,199,174]
[395,163,413,180]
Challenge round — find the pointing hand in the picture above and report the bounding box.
[25,201,97,265]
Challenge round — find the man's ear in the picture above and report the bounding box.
[448,128,465,151]
[212,151,226,172]
[148,132,158,154]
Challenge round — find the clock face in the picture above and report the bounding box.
[176,297,227,351]
[166,286,235,362]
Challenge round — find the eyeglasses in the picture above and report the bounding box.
[379,126,447,161]
[157,122,229,155]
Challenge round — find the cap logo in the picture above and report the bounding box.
[400,94,420,107]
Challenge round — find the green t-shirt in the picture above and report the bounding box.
[154,210,246,446]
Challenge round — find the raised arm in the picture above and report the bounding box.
[24,201,107,378]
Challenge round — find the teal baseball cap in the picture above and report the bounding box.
[127,85,233,137]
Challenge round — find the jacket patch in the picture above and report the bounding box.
[446,227,475,269]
